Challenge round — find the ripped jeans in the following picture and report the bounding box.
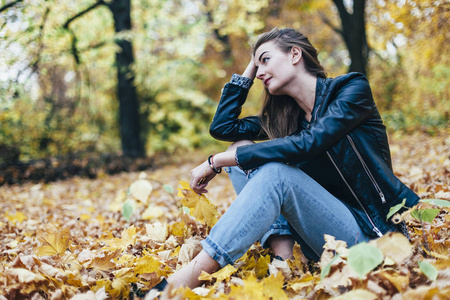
[200,163,371,267]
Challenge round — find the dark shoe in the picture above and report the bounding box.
[131,278,168,298]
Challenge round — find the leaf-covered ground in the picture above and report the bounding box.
[1,130,449,300]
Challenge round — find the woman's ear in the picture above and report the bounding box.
[291,46,302,64]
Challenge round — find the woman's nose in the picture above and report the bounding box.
[256,67,265,80]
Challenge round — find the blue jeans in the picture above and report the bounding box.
[201,163,371,267]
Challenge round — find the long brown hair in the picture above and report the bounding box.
[253,28,327,139]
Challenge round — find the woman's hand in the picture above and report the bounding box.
[190,160,217,194]
[189,151,237,194]
[242,55,257,80]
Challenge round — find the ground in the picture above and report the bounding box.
[0,130,449,299]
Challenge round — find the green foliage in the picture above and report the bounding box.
[418,261,438,281]
[122,200,134,222]
[386,198,406,221]
[347,243,384,278]
[163,184,174,194]
[320,252,340,280]
[411,209,441,223]
[420,199,450,207]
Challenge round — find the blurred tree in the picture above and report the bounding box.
[323,0,369,75]
[62,0,144,157]
[0,0,447,163]
[1,0,144,157]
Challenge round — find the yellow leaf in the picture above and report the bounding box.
[36,224,71,256]
[379,271,409,292]
[134,256,162,274]
[263,272,288,300]
[254,254,271,279]
[170,219,186,237]
[178,181,219,227]
[6,211,27,224]
[129,179,153,203]
[287,274,316,294]
[198,264,237,281]
[117,253,135,268]
[104,226,137,250]
[110,268,136,297]
[79,214,91,221]
[227,273,267,300]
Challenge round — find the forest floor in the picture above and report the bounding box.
[0,130,449,299]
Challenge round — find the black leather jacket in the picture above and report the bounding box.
[210,72,419,237]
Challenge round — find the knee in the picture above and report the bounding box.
[227,140,254,152]
[256,163,295,183]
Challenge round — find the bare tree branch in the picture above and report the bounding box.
[28,8,51,75]
[62,0,107,29]
[319,13,343,35]
[0,0,23,13]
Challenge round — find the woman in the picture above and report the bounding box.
[159,28,419,290]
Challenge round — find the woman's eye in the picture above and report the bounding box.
[262,57,269,63]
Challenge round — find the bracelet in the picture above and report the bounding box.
[208,155,222,174]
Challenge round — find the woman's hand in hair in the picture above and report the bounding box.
[190,160,217,194]
[242,55,257,80]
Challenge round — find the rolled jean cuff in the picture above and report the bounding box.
[260,225,292,249]
[201,237,234,268]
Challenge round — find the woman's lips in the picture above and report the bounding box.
[264,78,271,86]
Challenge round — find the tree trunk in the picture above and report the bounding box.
[333,0,369,75]
[110,0,144,157]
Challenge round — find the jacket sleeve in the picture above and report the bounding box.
[236,74,375,170]
[209,83,268,142]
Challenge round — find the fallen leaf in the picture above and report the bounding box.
[199,264,237,282]
[374,232,413,265]
[178,181,219,227]
[145,222,168,242]
[129,179,153,203]
[36,224,71,256]
[333,289,378,300]
[5,268,46,284]
[134,255,162,274]
[6,211,27,224]
[104,226,137,250]
[89,250,120,271]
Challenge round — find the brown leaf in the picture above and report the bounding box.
[373,232,413,265]
[5,268,46,284]
[89,250,120,271]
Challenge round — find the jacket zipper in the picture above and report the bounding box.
[326,151,383,237]
[346,135,386,204]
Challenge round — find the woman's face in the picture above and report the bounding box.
[254,41,296,95]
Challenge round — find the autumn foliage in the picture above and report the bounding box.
[0,131,449,299]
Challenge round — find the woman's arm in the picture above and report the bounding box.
[209,58,268,142]
[235,74,376,170]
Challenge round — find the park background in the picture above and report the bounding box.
[1,0,448,164]
[0,0,449,299]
